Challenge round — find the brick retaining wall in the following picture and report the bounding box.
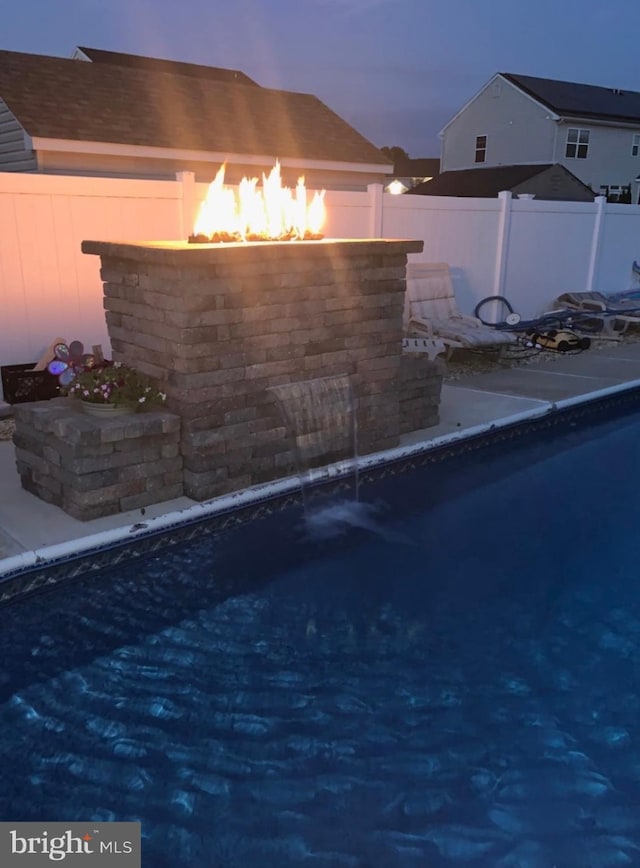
[13,399,182,520]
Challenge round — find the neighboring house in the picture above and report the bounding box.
[0,47,392,190]
[407,163,595,202]
[440,72,640,202]
[385,157,440,193]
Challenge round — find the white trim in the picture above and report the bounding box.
[553,378,640,409]
[585,195,606,293]
[71,47,91,61]
[556,115,640,130]
[493,190,512,299]
[564,126,591,160]
[440,159,555,172]
[29,137,392,175]
[552,120,560,162]
[439,73,560,136]
[0,170,183,197]
[474,133,488,164]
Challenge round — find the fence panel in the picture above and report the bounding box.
[3,171,640,402]
[0,192,31,366]
[323,191,372,239]
[0,174,182,397]
[596,203,640,295]
[384,194,502,314]
[504,200,597,318]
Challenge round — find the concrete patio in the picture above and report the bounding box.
[2,338,640,569]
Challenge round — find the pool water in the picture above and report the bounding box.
[3,409,640,866]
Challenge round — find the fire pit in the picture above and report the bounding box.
[83,237,434,500]
[80,167,440,502]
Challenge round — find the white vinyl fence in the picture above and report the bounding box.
[1,170,640,400]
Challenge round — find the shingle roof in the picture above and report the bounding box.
[0,49,386,165]
[503,72,640,124]
[408,164,594,199]
[77,46,258,86]
[393,157,440,177]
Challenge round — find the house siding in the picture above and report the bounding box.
[0,98,36,171]
[554,123,640,192]
[441,76,557,172]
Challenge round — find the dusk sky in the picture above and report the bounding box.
[3,0,640,158]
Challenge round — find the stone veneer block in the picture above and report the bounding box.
[398,355,444,434]
[83,238,424,501]
[13,398,183,520]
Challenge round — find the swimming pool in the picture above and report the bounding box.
[2,397,640,867]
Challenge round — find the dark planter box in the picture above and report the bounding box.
[1,363,61,404]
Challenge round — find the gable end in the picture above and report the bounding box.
[0,98,36,171]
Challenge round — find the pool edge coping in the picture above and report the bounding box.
[2,376,640,584]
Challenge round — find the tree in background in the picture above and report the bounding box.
[380,146,410,164]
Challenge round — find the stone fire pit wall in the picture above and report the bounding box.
[82,239,426,501]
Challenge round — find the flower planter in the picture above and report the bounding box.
[80,401,135,418]
[68,363,166,416]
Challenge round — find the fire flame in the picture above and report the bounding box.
[191,162,326,243]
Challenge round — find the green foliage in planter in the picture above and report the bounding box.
[65,362,167,409]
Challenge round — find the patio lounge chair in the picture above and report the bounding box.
[403,262,519,358]
[553,290,640,336]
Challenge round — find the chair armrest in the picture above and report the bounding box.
[579,300,607,311]
[408,317,435,338]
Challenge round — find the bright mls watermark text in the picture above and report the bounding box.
[0,823,140,866]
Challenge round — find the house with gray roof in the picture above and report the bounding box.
[440,72,640,203]
[0,47,392,190]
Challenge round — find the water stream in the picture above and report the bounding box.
[271,374,360,524]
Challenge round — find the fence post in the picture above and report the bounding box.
[493,190,513,299]
[585,195,606,294]
[177,171,196,239]
[367,183,384,237]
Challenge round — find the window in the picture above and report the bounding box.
[565,128,590,159]
[599,184,632,203]
[475,135,487,164]
[632,134,640,157]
